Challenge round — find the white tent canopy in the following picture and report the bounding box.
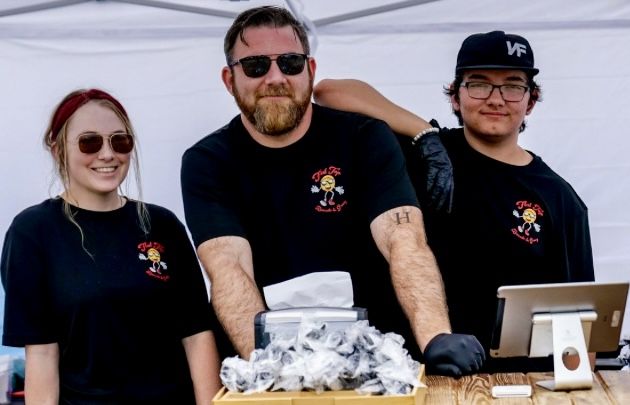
[1,0,629,356]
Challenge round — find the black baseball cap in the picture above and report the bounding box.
[456,30,539,76]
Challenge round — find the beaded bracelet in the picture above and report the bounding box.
[411,127,440,146]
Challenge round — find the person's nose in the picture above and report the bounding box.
[486,86,505,105]
[264,60,288,84]
[97,137,115,160]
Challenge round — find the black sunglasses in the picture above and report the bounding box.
[228,53,309,78]
[77,133,134,154]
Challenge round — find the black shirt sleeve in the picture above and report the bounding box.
[181,135,244,248]
[160,209,215,339]
[1,221,56,346]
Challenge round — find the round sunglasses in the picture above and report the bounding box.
[77,133,134,154]
[228,53,309,78]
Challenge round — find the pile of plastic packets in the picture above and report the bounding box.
[620,340,629,371]
[220,320,421,395]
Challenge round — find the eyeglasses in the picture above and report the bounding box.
[228,53,309,78]
[461,82,529,102]
[77,133,134,154]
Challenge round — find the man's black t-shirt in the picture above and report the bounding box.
[182,104,422,359]
[400,128,595,372]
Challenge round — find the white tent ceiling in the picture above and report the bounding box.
[2,0,630,37]
[1,0,629,353]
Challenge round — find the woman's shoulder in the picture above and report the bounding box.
[12,198,61,224]
[6,198,62,239]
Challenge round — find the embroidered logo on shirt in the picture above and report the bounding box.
[310,166,348,213]
[138,241,170,281]
[511,200,543,245]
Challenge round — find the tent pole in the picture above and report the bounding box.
[285,0,319,54]
[0,0,89,17]
[312,0,442,27]
[111,0,238,18]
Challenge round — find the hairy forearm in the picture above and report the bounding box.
[198,237,265,359]
[183,331,222,403]
[389,228,451,350]
[211,268,265,358]
[25,344,59,405]
[313,79,431,136]
[371,207,451,351]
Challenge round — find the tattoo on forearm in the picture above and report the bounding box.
[395,210,411,224]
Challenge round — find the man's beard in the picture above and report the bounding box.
[233,78,312,136]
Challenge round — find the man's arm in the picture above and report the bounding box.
[369,205,450,350]
[313,79,431,137]
[197,236,265,359]
[370,205,485,376]
[25,343,59,404]
[182,330,222,403]
[315,79,454,213]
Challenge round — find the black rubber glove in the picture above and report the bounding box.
[423,333,486,377]
[414,121,454,213]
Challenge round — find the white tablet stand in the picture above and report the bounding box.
[530,310,597,391]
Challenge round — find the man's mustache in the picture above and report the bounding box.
[257,85,293,98]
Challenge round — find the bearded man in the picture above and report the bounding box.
[180,6,484,377]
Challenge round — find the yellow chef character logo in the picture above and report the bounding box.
[311,174,344,207]
[310,166,348,213]
[512,201,543,244]
[138,242,169,280]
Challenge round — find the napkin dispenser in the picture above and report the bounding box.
[254,306,368,349]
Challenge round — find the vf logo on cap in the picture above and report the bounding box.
[507,41,527,58]
[455,30,539,75]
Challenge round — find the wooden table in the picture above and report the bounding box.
[425,371,630,404]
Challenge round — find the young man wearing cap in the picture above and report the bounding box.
[314,30,595,372]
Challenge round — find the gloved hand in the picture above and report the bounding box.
[423,333,486,377]
[414,122,454,213]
